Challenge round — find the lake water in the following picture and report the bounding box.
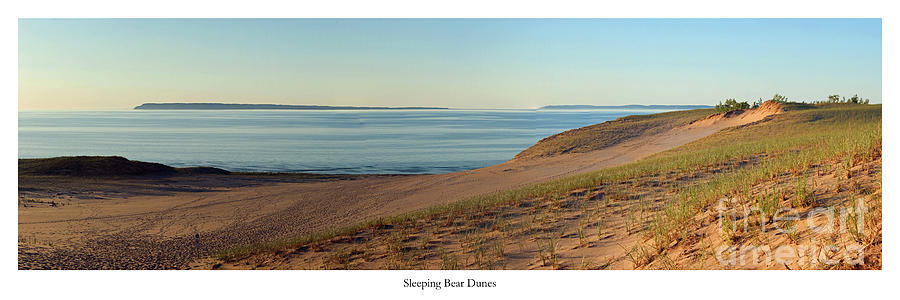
[18,109,667,174]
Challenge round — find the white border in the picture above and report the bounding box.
[4,1,894,299]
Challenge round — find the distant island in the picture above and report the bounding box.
[134,103,449,110]
[539,104,714,110]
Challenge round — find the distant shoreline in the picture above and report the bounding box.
[134,103,449,110]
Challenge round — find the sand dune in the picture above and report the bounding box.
[18,104,782,269]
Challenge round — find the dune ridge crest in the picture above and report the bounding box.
[515,101,782,161]
[684,100,783,129]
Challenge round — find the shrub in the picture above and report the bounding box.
[715,98,751,113]
[820,94,870,104]
[770,93,788,103]
[752,98,764,108]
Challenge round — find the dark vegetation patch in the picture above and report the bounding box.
[20,156,178,177]
[176,166,232,175]
[18,156,230,177]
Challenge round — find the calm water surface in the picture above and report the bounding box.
[18,109,667,174]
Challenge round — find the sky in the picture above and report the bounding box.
[18,18,881,110]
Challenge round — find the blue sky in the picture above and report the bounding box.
[18,19,881,110]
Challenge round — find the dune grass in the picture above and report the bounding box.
[214,103,881,262]
[644,104,880,253]
[515,108,714,160]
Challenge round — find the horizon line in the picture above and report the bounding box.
[19,102,721,112]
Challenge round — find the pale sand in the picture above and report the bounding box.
[18,104,781,269]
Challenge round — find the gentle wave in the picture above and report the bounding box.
[18,109,667,174]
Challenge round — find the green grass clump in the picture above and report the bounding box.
[538,237,559,268]
[440,252,459,270]
[793,175,815,208]
[720,216,737,245]
[756,188,780,227]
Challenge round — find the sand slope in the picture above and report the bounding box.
[18,104,782,269]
